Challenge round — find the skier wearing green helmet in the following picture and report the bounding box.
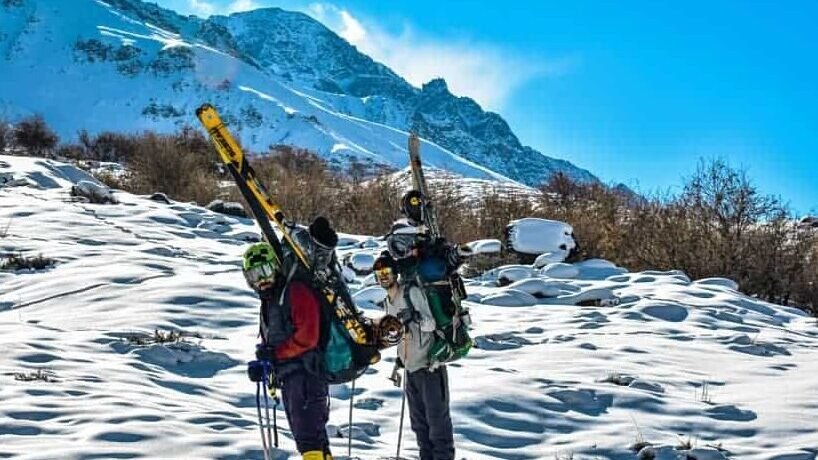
[242,219,340,460]
[242,242,281,291]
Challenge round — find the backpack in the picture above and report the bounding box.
[404,258,473,366]
[317,277,381,384]
[260,262,380,385]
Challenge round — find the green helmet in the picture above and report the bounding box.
[242,242,280,291]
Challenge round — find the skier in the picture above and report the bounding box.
[387,190,464,279]
[243,216,341,460]
[373,251,455,460]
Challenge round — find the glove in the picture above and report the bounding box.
[255,345,276,362]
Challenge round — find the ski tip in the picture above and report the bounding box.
[195,103,214,118]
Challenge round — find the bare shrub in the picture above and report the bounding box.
[0,119,11,151]
[93,170,129,190]
[14,115,58,157]
[127,129,219,204]
[469,188,537,244]
[233,147,401,236]
[538,176,629,262]
[55,143,86,161]
[77,130,140,163]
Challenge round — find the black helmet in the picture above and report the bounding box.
[308,216,338,270]
[400,190,425,223]
[309,216,338,249]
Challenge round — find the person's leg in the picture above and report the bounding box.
[406,369,434,460]
[281,370,331,458]
[422,366,455,460]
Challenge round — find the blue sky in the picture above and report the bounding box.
[156,0,818,213]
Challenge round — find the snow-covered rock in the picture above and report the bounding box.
[798,215,818,229]
[495,265,538,285]
[205,199,247,218]
[465,238,502,255]
[506,218,576,260]
[344,251,377,275]
[505,278,563,298]
[533,251,567,268]
[540,262,581,279]
[352,285,387,310]
[574,258,629,280]
[71,180,118,204]
[480,289,539,307]
[695,277,740,291]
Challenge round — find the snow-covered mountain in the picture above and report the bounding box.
[0,0,597,186]
[4,155,818,460]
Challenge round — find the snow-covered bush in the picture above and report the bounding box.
[149,192,172,204]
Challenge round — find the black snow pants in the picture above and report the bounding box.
[406,365,455,460]
[280,369,332,455]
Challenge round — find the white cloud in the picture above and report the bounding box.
[337,10,365,43]
[187,0,216,16]
[305,3,576,111]
[227,0,260,13]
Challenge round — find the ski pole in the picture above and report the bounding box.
[262,368,274,457]
[396,368,407,460]
[348,378,356,458]
[255,382,271,460]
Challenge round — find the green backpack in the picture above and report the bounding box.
[405,278,473,366]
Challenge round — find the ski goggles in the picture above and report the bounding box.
[374,266,395,284]
[243,262,278,290]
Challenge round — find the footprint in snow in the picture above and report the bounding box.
[640,303,689,322]
[705,404,758,422]
[353,397,384,410]
[545,388,614,417]
[17,352,60,364]
[729,342,791,357]
[473,332,533,351]
[628,379,665,393]
[330,383,366,400]
[769,363,797,372]
[333,422,380,443]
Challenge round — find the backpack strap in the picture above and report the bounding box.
[397,279,423,328]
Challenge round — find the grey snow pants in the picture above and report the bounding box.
[406,365,455,460]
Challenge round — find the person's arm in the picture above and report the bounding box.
[275,282,321,360]
[408,285,437,332]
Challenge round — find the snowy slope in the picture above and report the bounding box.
[2,155,818,460]
[0,0,595,187]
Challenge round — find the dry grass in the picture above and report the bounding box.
[1,253,56,271]
[14,369,58,383]
[125,329,202,346]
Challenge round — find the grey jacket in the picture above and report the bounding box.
[384,283,437,373]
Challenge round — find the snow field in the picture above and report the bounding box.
[2,156,818,460]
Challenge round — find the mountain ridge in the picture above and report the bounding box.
[0,0,598,187]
